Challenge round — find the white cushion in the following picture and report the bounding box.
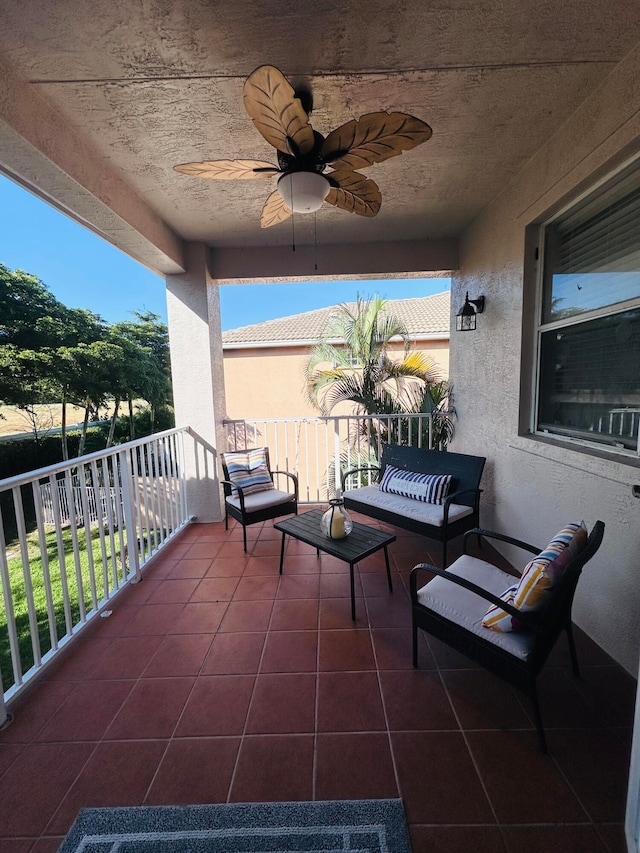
[226,488,294,512]
[343,485,473,528]
[415,554,535,660]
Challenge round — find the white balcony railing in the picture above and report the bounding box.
[0,413,443,720]
[224,413,441,502]
[0,427,190,720]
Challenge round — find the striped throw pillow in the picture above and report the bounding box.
[483,521,586,633]
[513,521,586,612]
[225,448,274,495]
[379,465,452,505]
[481,584,528,633]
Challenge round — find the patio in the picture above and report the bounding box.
[0,511,634,852]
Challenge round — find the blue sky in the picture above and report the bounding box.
[0,174,449,331]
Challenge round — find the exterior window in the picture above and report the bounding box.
[535,161,640,456]
[333,355,361,369]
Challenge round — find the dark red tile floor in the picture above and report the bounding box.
[0,510,635,851]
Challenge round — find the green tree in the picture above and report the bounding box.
[306,296,454,479]
[49,309,109,458]
[0,266,113,452]
[110,312,172,438]
[58,340,120,456]
[0,265,66,349]
[1,264,174,458]
[404,379,455,451]
[0,267,96,449]
[0,345,56,443]
[305,294,441,416]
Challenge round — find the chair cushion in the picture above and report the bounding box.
[343,485,473,528]
[483,521,587,633]
[224,448,274,495]
[226,488,294,512]
[415,555,535,660]
[379,465,452,504]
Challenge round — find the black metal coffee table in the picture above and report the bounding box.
[274,508,396,620]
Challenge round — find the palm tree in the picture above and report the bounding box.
[305,294,441,417]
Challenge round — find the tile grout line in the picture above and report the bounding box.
[365,583,404,803]
[313,554,321,803]
[423,632,504,835]
[36,599,172,840]
[140,530,234,805]
[225,526,277,804]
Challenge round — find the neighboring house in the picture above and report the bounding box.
[222,291,450,419]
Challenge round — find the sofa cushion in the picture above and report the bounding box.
[225,448,274,495]
[343,485,473,527]
[379,465,452,505]
[483,521,587,633]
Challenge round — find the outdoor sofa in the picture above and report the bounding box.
[341,443,486,566]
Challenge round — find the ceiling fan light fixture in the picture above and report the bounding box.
[175,66,432,227]
[277,171,330,213]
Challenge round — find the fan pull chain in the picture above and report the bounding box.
[314,212,318,271]
[291,211,296,253]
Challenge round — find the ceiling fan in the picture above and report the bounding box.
[174,65,432,228]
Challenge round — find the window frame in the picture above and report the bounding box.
[530,161,640,460]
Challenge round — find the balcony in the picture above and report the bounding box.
[0,420,636,850]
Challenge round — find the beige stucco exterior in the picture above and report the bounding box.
[223,339,450,420]
[450,42,640,676]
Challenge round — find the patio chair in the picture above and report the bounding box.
[220,447,298,552]
[410,520,605,752]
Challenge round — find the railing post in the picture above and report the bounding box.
[0,522,13,725]
[333,417,341,498]
[118,449,141,583]
[0,667,7,728]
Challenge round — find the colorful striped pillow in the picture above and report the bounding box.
[225,448,274,495]
[483,521,587,633]
[513,522,586,612]
[481,584,528,633]
[379,465,452,505]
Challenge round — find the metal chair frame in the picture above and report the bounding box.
[410,521,605,752]
[220,447,298,552]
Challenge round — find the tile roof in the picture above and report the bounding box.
[222,291,450,347]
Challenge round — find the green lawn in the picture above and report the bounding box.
[1,525,127,692]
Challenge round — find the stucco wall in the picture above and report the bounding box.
[166,244,226,522]
[223,340,450,420]
[451,43,640,673]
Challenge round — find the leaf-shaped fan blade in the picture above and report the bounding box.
[260,190,292,228]
[243,65,315,158]
[174,159,279,179]
[325,169,382,217]
[321,112,432,171]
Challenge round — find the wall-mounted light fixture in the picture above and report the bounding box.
[456,292,485,331]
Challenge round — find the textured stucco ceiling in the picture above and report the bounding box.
[1,0,640,275]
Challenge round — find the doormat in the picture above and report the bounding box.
[59,798,411,852]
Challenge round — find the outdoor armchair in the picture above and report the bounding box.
[220,447,298,552]
[410,520,605,752]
